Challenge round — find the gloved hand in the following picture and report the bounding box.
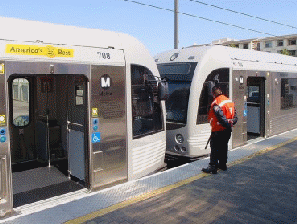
[227,119,233,127]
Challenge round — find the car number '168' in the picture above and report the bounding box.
[97,52,111,59]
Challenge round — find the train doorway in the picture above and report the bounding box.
[9,74,88,207]
[247,77,265,140]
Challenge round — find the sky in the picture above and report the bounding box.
[1,0,297,56]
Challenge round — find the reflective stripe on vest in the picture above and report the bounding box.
[218,99,232,107]
[208,95,235,132]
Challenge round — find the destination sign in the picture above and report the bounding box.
[5,44,74,58]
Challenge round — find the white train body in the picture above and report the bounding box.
[0,17,166,215]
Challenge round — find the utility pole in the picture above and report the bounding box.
[174,0,178,49]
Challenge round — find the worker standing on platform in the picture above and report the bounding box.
[202,86,238,174]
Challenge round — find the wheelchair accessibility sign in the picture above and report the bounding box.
[92,132,101,143]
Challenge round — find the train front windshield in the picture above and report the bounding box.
[157,62,197,124]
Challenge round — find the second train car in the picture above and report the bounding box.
[155,45,297,160]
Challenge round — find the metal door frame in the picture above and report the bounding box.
[247,76,266,137]
[66,74,89,184]
[1,61,91,216]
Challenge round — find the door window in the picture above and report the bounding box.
[75,85,84,106]
[12,78,30,126]
[248,86,260,103]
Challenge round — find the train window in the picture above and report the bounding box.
[248,86,260,103]
[158,63,190,75]
[131,65,163,138]
[281,78,297,110]
[197,68,229,124]
[166,82,190,124]
[197,83,212,124]
[157,62,198,124]
[158,63,197,82]
[12,78,30,126]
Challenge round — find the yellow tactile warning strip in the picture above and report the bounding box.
[65,136,297,224]
[65,172,209,224]
[228,136,297,166]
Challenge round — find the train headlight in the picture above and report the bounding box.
[175,134,184,144]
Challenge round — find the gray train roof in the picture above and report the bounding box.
[0,17,144,52]
[155,45,297,72]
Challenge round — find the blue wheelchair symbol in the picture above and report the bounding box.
[92,132,101,143]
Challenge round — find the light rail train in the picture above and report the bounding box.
[155,45,297,160]
[0,17,167,216]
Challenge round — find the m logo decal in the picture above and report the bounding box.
[101,74,111,89]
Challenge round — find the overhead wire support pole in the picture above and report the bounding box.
[122,0,277,37]
[174,0,178,49]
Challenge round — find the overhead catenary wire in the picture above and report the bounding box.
[122,0,277,37]
[189,0,297,30]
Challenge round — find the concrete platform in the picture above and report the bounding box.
[2,129,297,223]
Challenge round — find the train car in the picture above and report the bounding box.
[0,17,167,216]
[155,45,297,160]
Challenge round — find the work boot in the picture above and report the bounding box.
[218,164,227,171]
[202,165,217,174]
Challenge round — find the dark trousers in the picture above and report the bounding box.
[209,129,232,167]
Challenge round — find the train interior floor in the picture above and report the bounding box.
[12,162,84,208]
[247,132,261,141]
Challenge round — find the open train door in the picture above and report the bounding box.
[232,71,267,148]
[232,71,247,148]
[246,77,266,139]
[66,75,89,183]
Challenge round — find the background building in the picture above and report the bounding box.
[212,34,297,57]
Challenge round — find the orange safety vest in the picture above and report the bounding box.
[208,95,235,132]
